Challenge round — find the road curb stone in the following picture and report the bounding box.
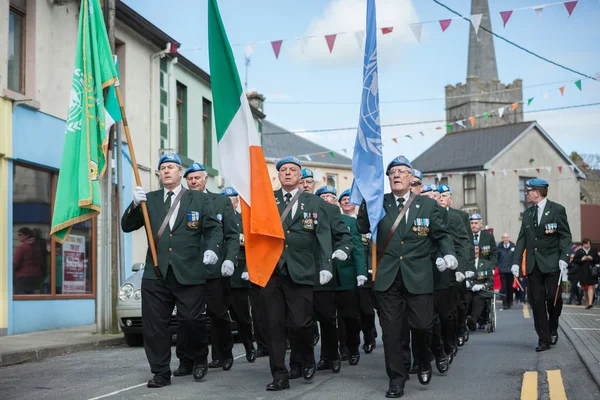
[559,319,600,390]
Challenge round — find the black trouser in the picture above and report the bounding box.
[313,290,339,361]
[230,288,254,353]
[431,289,456,356]
[205,277,234,361]
[261,273,315,381]
[400,319,416,369]
[376,270,433,387]
[250,284,269,352]
[452,284,467,337]
[568,279,582,304]
[500,273,514,307]
[465,291,488,322]
[144,268,208,377]
[336,290,361,355]
[527,264,563,345]
[358,286,376,345]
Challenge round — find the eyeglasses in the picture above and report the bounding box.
[303,179,315,184]
[526,189,537,193]
[410,181,422,187]
[389,169,412,177]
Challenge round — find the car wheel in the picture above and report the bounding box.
[124,333,143,347]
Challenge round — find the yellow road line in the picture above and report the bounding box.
[547,370,567,400]
[523,305,531,319]
[521,371,538,400]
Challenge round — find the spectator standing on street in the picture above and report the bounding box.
[13,227,45,294]
[566,250,582,305]
[573,239,600,309]
[497,233,516,309]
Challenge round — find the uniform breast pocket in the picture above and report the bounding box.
[186,210,201,231]
[543,223,558,235]
[301,217,316,231]
[412,218,430,238]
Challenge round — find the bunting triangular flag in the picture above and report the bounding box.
[575,80,582,91]
[244,44,255,58]
[564,1,578,17]
[524,168,530,173]
[322,176,327,183]
[512,102,519,111]
[491,171,496,176]
[498,107,505,119]
[470,14,482,35]
[419,131,425,137]
[543,92,549,100]
[479,171,485,177]
[558,166,563,173]
[528,97,534,106]
[437,173,442,180]
[405,135,413,140]
[514,170,518,174]
[329,151,335,157]
[483,112,489,120]
[502,169,507,176]
[325,34,337,53]
[305,154,312,161]
[439,19,452,32]
[318,152,325,158]
[392,138,398,143]
[534,6,544,20]
[410,23,423,43]
[381,27,393,35]
[469,117,475,127]
[271,40,283,59]
[559,86,565,96]
[545,167,551,173]
[568,165,575,172]
[343,176,348,180]
[500,11,513,28]
[341,149,347,154]
[456,120,466,128]
[536,168,540,174]
[447,124,453,132]
[448,173,453,178]
[354,31,365,50]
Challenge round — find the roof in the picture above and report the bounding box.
[262,121,352,168]
[411,122,533,173]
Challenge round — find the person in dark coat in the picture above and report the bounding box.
[566,251,582,305]
[497,233,516,309]
[573,239,600,309]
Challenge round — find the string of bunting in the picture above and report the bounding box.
[424,165,578,181]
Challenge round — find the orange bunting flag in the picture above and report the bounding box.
[469,117,475,127]
[511,102,519,111]
[318,153,325,158]
[392,138,398,143]
[559,86,565,96]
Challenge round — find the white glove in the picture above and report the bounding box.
[466,280,471,289]
[455,272,465,283]
[444,255,458,270]
[558,260,568,274]
[203,250,218,265]
[436,258,447,272]
[133,186,147,206]
[511,264,520,277]
[320,270,333,285]
[357,275,368,287]
[472,284,484,292]
[332,250,348,261]
[221,260,234,277]
[465,271,475,279]
[241,271,249,281]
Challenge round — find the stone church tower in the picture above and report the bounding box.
[445,0,524,131]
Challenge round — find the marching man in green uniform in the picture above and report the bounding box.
[121,153,223,387]
[357,156,456,399]
[465,244,495,332]
[470,214,498,265]
[511,178,572,352]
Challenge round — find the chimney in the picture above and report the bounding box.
[246,92,265,113]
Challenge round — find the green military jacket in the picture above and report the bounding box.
[434,207,469,290]
[448,208,474,287]
[512,199,572,274]
[230,210,250,289]
[203,191,240,280]
[335,214,367,291]
[314,202,353,291]
[357,193,455,294]
[275,189,333,286]
[121,187,223,285]
[466,258,495,298]
[474,230,498,265]
[359,228,373,288]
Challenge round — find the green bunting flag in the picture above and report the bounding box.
[446,124,453,132]
[528,97,534,106]
[575,80,582,91]
[483,113,489,120]
[329,151,335,157]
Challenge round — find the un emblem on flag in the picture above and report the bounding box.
[67,68,84,133]
[90,160,99,181]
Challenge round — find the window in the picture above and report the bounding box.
[519,177,535,217]
[202,98,212,167]
[176,82,187,156]
[435,177,448,186]
[463,174,476,205]
[8,0,26,93]
[326,173,337,188]
[12,164,96,299]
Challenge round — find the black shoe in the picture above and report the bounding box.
[464,329,470,342]
[208,360,222,369]
[417,366,432,385]
[408,363,418,374]
[349,353,360,366]
[586,305,593,310]
[313,334,320,347]
[246,348,257,363]
[550,332,559,346]
[193,362,208,381]
[173,364,193,377]
[266,379,290,391]
[457,335,465,347]
[385,385,404,398]
[435,355,449,374]
[466,316,476,332]
[453,346,458,357]
[316,359,330,371]
[478,323,486,330]
[340,350,349,361]
[222,358,234,371]
[256,348,269,358]
[363,342,375,354]
[331,359,341,373]
[448,351,454,366]
[535,344,551,352]
[289,366,302,380]
[303,364,316,380]
[147,375,171,388]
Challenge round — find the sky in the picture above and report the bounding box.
[122,0,600,166]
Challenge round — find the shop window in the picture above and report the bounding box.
[463,174,476,205]
[202,98,212,167]
[8,0,26,93]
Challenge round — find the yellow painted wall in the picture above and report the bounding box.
[0,97,12,335]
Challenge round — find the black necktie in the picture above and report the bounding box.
[397,197,405,211]
[284,193,292,205]
[533,205,539,228]
[165,191,174,214]
[474,233,479,243]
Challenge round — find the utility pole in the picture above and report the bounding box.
[244,56,250,93]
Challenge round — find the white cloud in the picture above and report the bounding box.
[289,0,418,66]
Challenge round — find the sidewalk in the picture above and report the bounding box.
[0,324,123,367]
[559,304,600,389]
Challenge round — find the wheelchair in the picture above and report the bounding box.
[484,293,497,333]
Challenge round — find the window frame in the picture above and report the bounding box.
[176,82,187,157]
[8,2,26,94]
[326,173,338,188]
[463,174,476,206]
[12,162,97,300]
[202,98,212,167]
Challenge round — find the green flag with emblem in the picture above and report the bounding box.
[50,0,121,242]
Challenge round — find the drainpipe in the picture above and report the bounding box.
[167,56,179,153]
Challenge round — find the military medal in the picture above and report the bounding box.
[187,211,200,229]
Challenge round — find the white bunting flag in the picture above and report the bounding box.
[498,107,505,119]
[524,168,530,173]
[354,31,365,51]
[244,44,255,59]
[437,173,442,180]
[410,23,423,43]
[533,6,544,20]
[543,92,549,100]
[545,167,552,173]
[298,38,308,54]
[456,120,466,128]
[568,165,575,173]
[304,154,312,161]
[470,14,483,35]
[478,171,485,177]
[502,169,507,176]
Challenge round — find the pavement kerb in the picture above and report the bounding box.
[0,336,124,367]
[559,319,600,390]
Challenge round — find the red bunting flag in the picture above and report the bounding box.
[491,171,496,176]
[427,174,433,180]
[514,170,518,174]
[381,27,393,35]
[558,166,563,173]
[343,176,348,180]
[564,1,578,17]
[439,19,452,32]
[469,117,475,127]
[500,11,513,27]
[322,176,327,183]
[448,173,453,178]
[559,86,565,96]
[536,168,540,174]
[271,40,283,59]
[325,34,337,53]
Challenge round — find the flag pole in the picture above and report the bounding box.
[371,242,377,281]
[114,85,159,274]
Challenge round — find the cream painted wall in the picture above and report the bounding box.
[0,0,9,91]
[0,97,13,334]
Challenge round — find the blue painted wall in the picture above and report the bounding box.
[12,299,95,334]
[12,106,65,168]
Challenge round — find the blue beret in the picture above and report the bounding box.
[526,178,549,188]
[431,185,439,192]
[438,184,451,194]
[276,156,302,171]
[158,152,182,169]
[183,162,205,178]
[421,184,432,193]
[315,185,337,197]
[469,213,482,221]
[301,168,314,179]
[220,186,238,197]
[386,155,413,176]
[412,169,423,180]
[338,189,351,202]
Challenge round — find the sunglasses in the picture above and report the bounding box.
[410,181,422,187]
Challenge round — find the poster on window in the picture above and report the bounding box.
[62,234,86,294]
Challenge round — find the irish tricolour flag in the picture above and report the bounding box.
[208,0,284,287]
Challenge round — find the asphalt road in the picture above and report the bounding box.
[1,302,599,400]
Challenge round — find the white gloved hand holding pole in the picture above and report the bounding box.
[241,272,249,281]
[133,186,147,207]
[472,284,484,292]
[357,275,367,287]
[444,255,458,270]
[511,264,520,277]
